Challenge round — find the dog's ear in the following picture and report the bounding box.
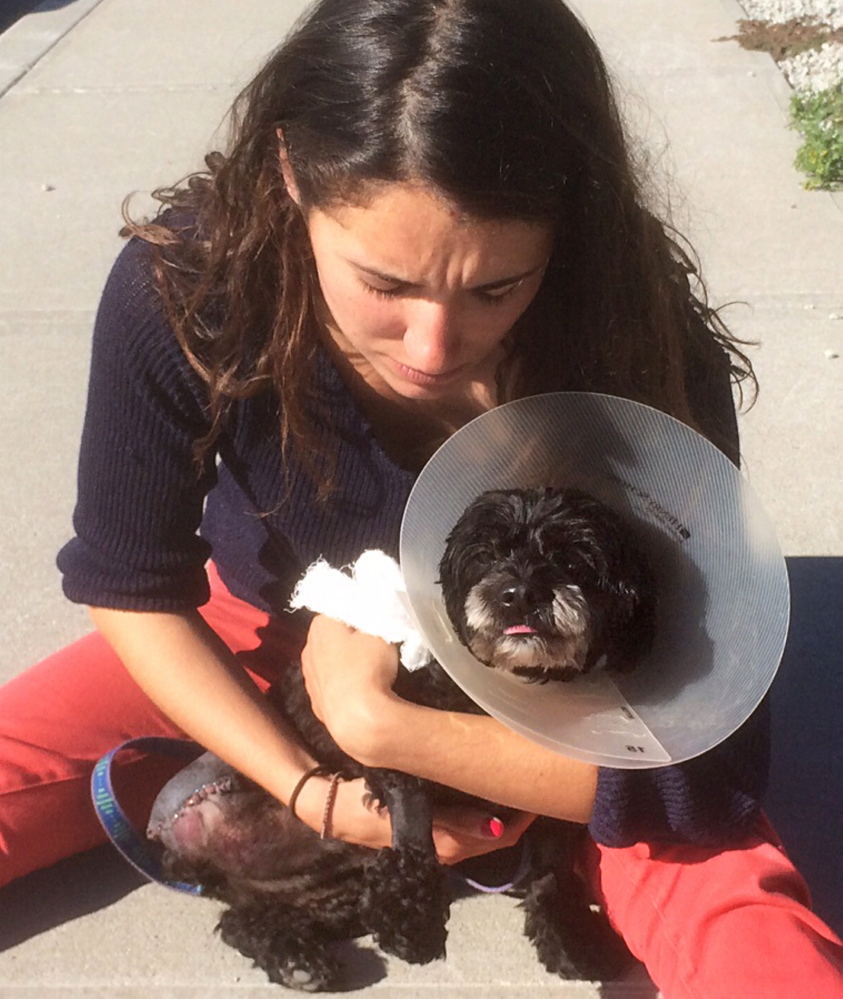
[556,490,658,672]
[437,525,475,643]
[597,554,658,672]
[438,492,515,642]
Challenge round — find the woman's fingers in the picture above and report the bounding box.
[432,807,537,865]
[298,615,401,761]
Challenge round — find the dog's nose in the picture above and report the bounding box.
[500,584,536,615]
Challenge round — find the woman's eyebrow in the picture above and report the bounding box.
[352,264,417,287]
[349,261,546,290]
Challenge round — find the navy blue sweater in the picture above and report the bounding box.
[58,235,768,848]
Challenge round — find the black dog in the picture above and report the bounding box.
[147,487,655,990]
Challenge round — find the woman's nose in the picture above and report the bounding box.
[403,300,459,373]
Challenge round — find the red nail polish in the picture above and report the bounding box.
[488,817,504,838]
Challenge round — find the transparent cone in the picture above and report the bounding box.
[400,393,789,769]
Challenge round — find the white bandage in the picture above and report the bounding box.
[289,550,432,671]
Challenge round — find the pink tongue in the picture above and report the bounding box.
[505,625,536,635]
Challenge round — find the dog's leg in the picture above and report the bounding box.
[520,820,633,981]
[522,867,634,981]
[361,772,449,964]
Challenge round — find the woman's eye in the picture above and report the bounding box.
[362,278,524,304]
[475,280,523,305]
[364,282,404,299]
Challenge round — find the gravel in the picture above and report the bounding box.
[738,0,843,30]
[781,41,843,90]
[737,0,843,92]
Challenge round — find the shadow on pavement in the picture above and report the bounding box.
[766,556,843,937]
[0,843,391,987]
[0,844,145,951]
[0,0,80,35]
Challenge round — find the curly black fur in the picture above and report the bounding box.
[150,487,648,989]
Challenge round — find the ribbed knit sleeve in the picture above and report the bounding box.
[590,699,769,846]
[57,237,217,610]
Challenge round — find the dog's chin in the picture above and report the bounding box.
[465,632,590,682]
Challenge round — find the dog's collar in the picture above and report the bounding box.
[400,391,789,768]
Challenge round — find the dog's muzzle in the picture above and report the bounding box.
[462,579,593,677]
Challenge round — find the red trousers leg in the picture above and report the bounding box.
[0,565,298,888]
[582,817,843,998]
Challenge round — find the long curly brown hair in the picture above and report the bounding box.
[124,0,754,485]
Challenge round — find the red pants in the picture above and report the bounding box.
[2,566,842,998]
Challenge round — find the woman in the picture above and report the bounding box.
[1,0,841,995]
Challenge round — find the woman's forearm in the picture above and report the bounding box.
[88,606,317,810]
[351,694,598,824]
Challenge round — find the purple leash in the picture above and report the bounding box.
[458,840,533,894]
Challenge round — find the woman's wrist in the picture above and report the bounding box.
[288,769,331,831]
[287,766,331,820]
[287,767,345,838]
[330,683,408,767]
[285,769,394,849]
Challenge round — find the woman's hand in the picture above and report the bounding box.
[299,614,401,761]
[294,769,536,864]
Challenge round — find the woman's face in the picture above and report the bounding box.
[302,182,553,405]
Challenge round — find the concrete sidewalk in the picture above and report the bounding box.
[0,0,841,995]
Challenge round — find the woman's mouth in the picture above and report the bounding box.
[392,362,466,387]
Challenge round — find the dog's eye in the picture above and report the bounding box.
[457,542,499,570]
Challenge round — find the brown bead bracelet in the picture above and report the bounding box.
[288,765,345,839]
[320,772,343,840]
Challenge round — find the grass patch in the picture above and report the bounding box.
[791,84,843,189]
[716,18,843,190]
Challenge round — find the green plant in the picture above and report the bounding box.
[790,84,843,190]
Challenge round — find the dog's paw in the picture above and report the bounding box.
[362,847,449,964]
[265,957,334,992]
[217,908,338,992]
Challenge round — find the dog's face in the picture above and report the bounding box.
[438,487,656,682]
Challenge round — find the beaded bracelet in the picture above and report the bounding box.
[320,772,344,840]
[288,765,345,839]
